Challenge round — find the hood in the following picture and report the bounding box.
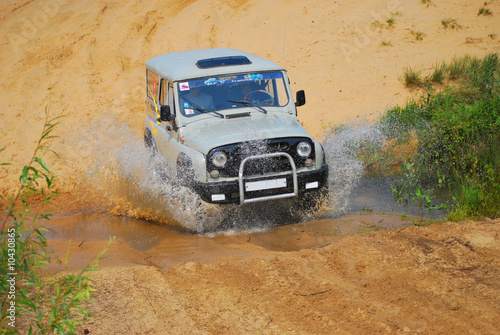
[182,113,311,154]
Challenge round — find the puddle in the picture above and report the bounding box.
[43,211,428,272]
[346,175,450,219]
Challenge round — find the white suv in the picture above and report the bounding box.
[144,48,328,205]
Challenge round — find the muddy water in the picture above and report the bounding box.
[44,211,430,272]
[43,118,444,272]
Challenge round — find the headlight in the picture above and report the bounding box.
[297,141,312,158]
[211,151,227,167]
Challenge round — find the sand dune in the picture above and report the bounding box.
[1,0,499,194]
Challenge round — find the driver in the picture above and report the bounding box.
[240,82,252,100]
[183,86,215,110]
[237,81,274,106]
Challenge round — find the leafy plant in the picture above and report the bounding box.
[0,110,111,333]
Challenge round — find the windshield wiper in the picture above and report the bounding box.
[227,100,267,114]
[190,107,224,118]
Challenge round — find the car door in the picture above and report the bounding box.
[155,78,180,164]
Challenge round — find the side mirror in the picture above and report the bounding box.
[160,105,172,121]
[295,90,306,107]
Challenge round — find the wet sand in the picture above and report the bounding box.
[44,212,429,272]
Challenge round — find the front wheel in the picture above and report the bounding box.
[297,185,330,215]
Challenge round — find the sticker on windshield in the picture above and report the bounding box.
[180,82,190,91]
[243,74,263,81]
[185,108,194,115]
[204,78,227,86]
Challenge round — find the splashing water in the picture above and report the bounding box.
[322,120,386,215]
[61,116,311,232]
[63,115,389,233]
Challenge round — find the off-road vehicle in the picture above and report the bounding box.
[144,48,328,205]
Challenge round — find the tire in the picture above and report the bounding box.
[297,185,330,214]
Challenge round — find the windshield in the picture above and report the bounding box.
[177,71,289,117]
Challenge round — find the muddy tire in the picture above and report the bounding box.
[297,185,330,215]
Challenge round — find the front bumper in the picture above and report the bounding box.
[193,164,329,204]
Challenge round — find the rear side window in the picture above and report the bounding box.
[146,69,159,100]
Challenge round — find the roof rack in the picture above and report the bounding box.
[196,56,252,69]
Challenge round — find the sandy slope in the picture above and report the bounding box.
[1,0,499,194]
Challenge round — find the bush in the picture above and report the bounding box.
[382,53,500,219]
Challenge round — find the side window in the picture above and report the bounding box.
[146,69,159,101]
[159,78,167,105]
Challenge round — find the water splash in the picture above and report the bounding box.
[322,120,385,215]
[61,115,392,232]
[61,116,314,232]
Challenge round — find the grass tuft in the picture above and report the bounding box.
[427,63,446,84]
[441,19,462,29]
[403,67,423,88]
[411,30,425,41]
[386,17,395,28]
[478,7,493,16]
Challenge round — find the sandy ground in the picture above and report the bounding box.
[75,218,498,334]
[1,0,500,334]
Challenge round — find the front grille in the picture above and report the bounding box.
[207,137,314,178]
[241,156,292,176]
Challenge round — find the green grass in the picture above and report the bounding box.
[478,7,493,16]
[403,67,423,88]
[441,19,462,29]
[411,30,425,41]
[386,17,395,28]
[382,53,500,220]
[428,62,446,84]
[371,18,395,29]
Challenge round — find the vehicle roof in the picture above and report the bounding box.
[146,48,284,81]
